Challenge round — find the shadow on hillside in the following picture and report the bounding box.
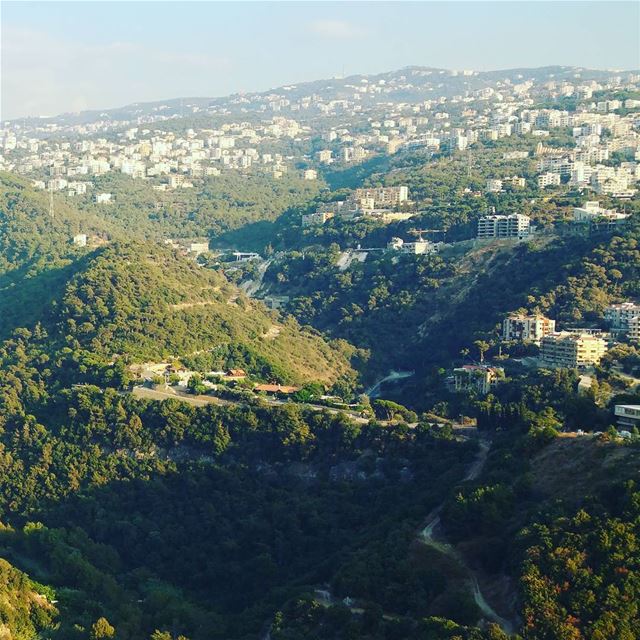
[213,219,277,252]
[0,251,98,341]
[322,155,392,191]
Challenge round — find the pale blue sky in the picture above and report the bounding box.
[2,1,639,120]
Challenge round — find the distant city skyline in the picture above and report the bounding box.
[2,1,639,121]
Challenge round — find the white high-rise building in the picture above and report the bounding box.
[477,214,531,240]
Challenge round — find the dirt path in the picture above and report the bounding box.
[418,439,518,634]
[169,300,218,310]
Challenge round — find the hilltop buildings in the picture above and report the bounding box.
[303,186,412,227]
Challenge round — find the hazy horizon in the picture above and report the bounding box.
[2,0,639,121]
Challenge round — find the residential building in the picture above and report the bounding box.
[386,237,437,255]
[254,384,300,396]
[302,211,335,227]
[604,302,640,334]
[453,365,503,395]
[486,179,503,193]
[614,405,640,430]
[540,332,607,368]
[573,201,630,229]
[316,150,332,164]
[351,186,409,207]
[537,172,561,188]
[502,314,556,344]
[629,316,640,342]
[188,242,210,256]
[477,213,531,240]
[72,234,87,247]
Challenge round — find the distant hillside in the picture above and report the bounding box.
[5,65,626,127]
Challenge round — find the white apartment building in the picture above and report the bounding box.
[477,214,531,240]
[386,237,437,255]
[503,315,556,344]
[604,302,640,334]
[351,186,409,207]
[614,405,640,430]
[538,172,562,188]
[486,179,503,193]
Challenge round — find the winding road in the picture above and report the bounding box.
[365,370,414,398]
[240,259,273,298]
[418,439,517,634]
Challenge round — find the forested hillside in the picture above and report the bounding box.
[1,61,640,640]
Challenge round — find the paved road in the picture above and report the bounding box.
[131,385,370,423]
[132,386,231,407]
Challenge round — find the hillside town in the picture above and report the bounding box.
[1,67,639,205]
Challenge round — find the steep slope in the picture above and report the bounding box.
[0,172,120,339]
[0,557,57,639]
[0,172,356,387]
[55,242,356,385]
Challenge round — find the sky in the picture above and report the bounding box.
[1,1,639,120]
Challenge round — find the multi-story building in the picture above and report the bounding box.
[540,332,607,368]
[316,150,332,164]
[477,214,531,240]
[629,316,640,342]
[302,210,335,227]
[453,365,503,395]
[351,186,409,207]
[614,405,640,431]
[486,179,503,193]
[537,172,561,188]
[502,315,556,344]
[604,302,640,335]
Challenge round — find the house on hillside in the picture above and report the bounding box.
[453,365,503,395]
[254,383,300,396]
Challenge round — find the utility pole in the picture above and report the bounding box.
[49,181,55,219]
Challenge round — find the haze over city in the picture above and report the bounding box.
[2,0,639,120]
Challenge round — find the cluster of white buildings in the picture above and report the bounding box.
[533,110,640,197]
[1,67,638,240]
[1,117,314,198]
[502,301,640,369]
[302,186,413,227]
